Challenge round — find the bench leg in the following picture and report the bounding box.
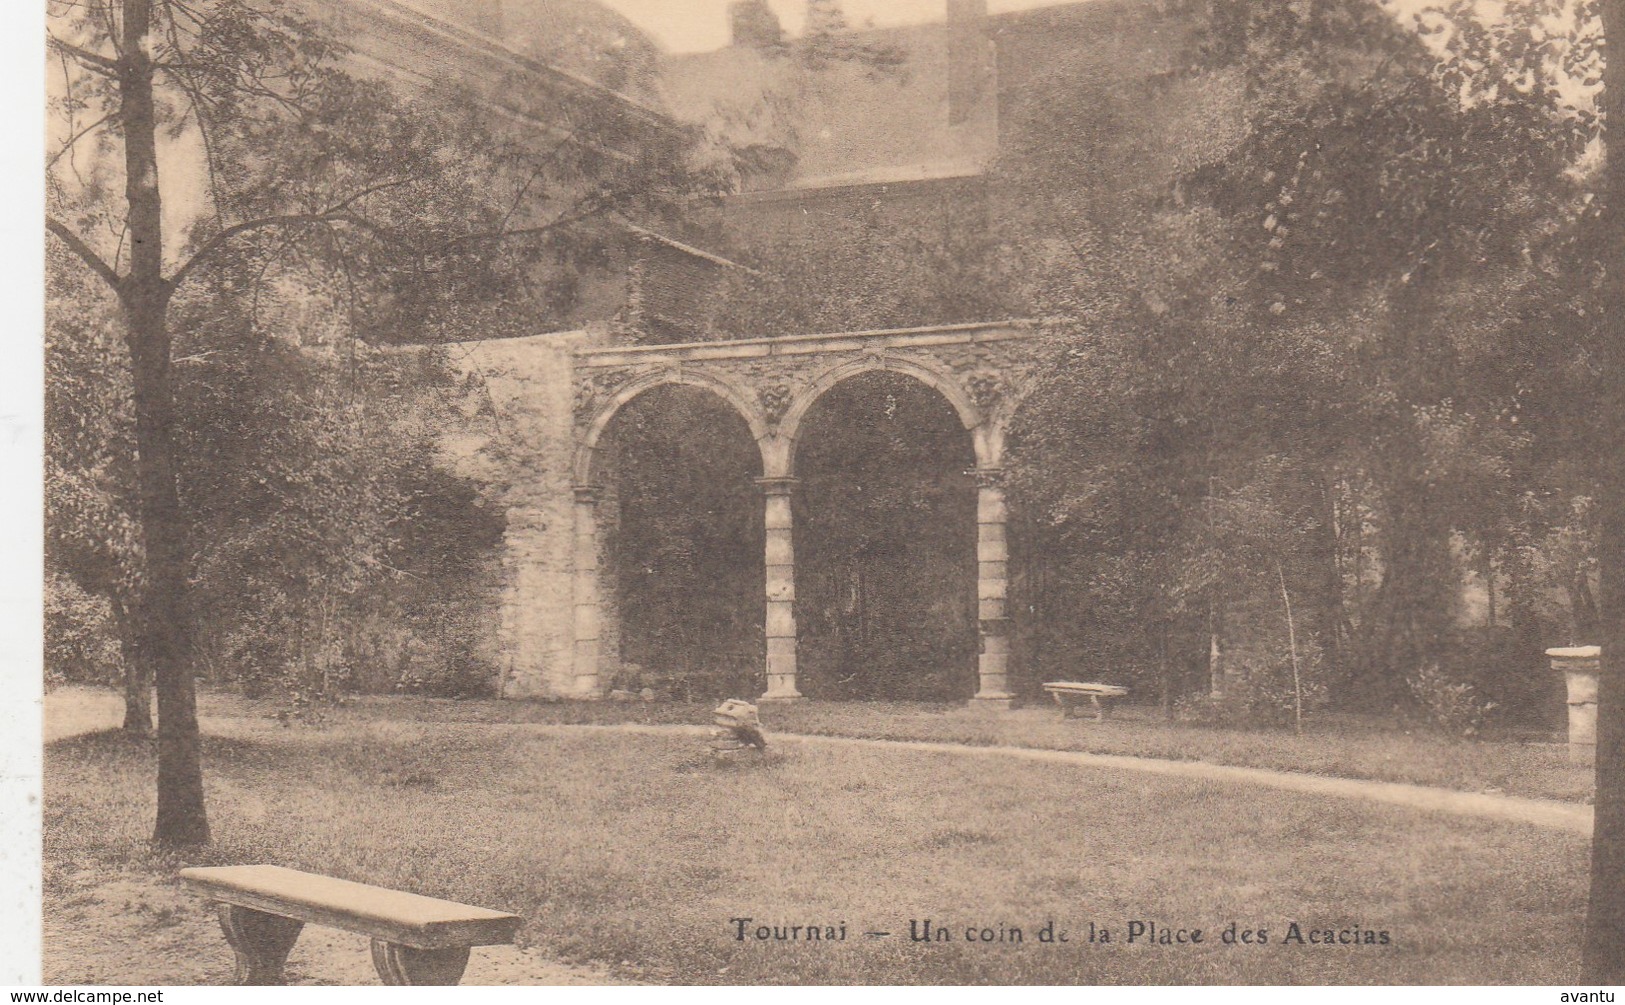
[216,905,303,985]
[1090,695,1104,722]
[371,941,471,985]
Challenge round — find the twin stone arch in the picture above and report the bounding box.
[569,350,1022,705]
[573,355,1013,486]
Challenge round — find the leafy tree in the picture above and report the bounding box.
[1001,0,1593,713]
[44,247,148,728]
[45,0,709,844]
[169,310,504,702]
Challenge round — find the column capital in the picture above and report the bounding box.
[967,467,1005,490]
[754,476,801,495]
[573,484,604,505]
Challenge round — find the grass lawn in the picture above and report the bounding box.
[46,715,1587,984]
[213,691,1594,804]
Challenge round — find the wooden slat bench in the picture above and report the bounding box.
[180,865,522,986]
[1042,681,1129,721]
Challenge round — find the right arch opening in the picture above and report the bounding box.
[793,370,978,700]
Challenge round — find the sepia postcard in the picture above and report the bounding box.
[19,0,1625,989]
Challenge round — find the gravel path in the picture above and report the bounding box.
[533,722,1595,835]
[44,692,1593,834]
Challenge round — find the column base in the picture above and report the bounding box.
[759,693,806,704]
[968,694,1017,711]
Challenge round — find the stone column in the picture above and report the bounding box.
[1548,645,1601,763]
[756,476,803,702]
[571,485,604,697]
[595,484,622,680]
[972,468,1014,707]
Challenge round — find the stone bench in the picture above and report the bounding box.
[180,864,522,986]
[1041,681,1129,721]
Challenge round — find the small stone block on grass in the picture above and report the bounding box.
[710,699,767,759]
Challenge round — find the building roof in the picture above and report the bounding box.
[390,0,668,108]
[660,18,998,191]
[304,0,676,135]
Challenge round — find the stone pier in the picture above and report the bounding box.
[1548,645,1601,764]
[571,485,605,697]
[972,468,1013,707]
[757,477,804,702]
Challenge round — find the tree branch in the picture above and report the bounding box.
[47,112,113,170]
[47,216,123,289]
[168,179,417,289]
[439,201,614,251]
[168,214,328,289]
[46,31,120,75]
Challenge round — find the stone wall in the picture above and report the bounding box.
[443,330,603,697]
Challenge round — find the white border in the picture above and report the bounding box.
[2,0,47,987]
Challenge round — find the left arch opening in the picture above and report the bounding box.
[598,383,764,699]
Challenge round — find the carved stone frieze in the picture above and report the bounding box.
[574,323,1040,437]
[573,372,630,427]
[757,382,794,425]
[572,378,599,426]
[965,371,1002,414]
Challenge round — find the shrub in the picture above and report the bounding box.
[44,575,122,689]
[1174,637,1327,730]
[1406,662,1497,738]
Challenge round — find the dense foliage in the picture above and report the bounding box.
[795,372,978,700]
[998,0,1607,728]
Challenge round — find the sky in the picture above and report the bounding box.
[594,0,1074,53]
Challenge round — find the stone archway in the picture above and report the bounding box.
[565,322,1042,706]
[570,370,770,698]
[777,354,985,467]
[575,366,771,485]
[780,355,1012,704]
[790,368,979,701]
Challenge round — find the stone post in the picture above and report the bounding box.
[571,485,604,697]
[1548,645,1602,763]
[756,476,803,702]
[972,468,1014,707]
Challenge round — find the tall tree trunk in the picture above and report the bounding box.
[1583,0,1625,981]
[1317,473,1344,683]
[1161,623,1173,720]
[111,597,152,734]
[1370,464,1455,704]
[118,0,209,846]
